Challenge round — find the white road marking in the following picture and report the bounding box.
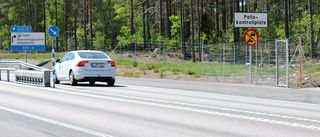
[2,81,320,131]
[0,105,114,137]
[59,84,320,125]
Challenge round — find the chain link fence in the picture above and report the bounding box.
[0,36,317,88]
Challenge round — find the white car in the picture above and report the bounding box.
[54,50,116,86]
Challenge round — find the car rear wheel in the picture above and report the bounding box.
[107,79,115,86]
[69,71,77,86]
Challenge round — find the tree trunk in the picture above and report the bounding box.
[284,0,289,39]
[131,0,134,36]
[267,0,269,12]
[215,0,219,33]
[64,0,67,51]
[180,0,185,59]
[35,0,37,32]
[190,0,195,62]
[229,0,233,26]
[222,0,226,33]
[84,0,87,50]
[55,0,59,51]
[74,0,78,50]
[159,0,163,36]
[147,0,151,40]
[44,0,46,34]
[241,0,244,12]
[25,0,28,26]
[234,0,239,44]
[143,2,146,47]
[90,0,93,49]
[166,0,171,39]
[253,0,257,12]
[196,0,201,61]
[108,0,112,40]
[309,0,315,58]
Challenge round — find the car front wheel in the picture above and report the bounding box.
[55,74,60,84]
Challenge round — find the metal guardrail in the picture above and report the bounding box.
[0,68,17,82]
[15,70,51,87]
[0,61,51,87]
[0,61,50,71]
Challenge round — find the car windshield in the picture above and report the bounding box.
[77,52,109,59]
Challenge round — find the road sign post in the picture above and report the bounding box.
[235,12,267,85]
[48,26,59,88]
[244,29,259,84]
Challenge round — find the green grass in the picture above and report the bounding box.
[0,52,67,60]
[1,53,318,80]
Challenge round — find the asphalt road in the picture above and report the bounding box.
[0,77,320,137]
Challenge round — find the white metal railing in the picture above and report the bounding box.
[0,61,51,87]
[0,68,17,82]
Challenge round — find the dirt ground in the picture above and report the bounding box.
[1,59,320,92]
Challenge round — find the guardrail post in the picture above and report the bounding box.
[44,70,51,87]
[7,70,10,82]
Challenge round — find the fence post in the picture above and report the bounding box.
[135,39,137,61]
[286,38,289,88]
[181,42,183,65]
[250,45,252,84]
[234,43,236,84]
[261,43,263,79]
[223,43,225,83]
[299,37,302,88]
[220,47,223,73]
[120,40,122,59]
[256,40,258,84]
[148,39,151,62]
[163,40,166,62]
[246,45,248,72]
[268,41,270,67]
[201,43,204,82]
[276,39,279,87]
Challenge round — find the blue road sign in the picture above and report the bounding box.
[48,26,59,38]
[11,45,45,51]
[10,26,31,32]
[10,32,45,51]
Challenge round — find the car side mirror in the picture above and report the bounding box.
[56,59,61,63]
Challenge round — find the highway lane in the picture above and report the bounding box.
[0,78,320,137]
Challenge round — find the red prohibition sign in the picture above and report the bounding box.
[243,29,259,46]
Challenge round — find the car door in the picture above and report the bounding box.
[59,53,70,80]
[64,52,75,77]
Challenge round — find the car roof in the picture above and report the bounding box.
[71,50,103,53]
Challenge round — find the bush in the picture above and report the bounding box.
[184,69,196,75]
[151,53,157,58]
[194,73,201,78]
[170,67,181,74]
[132,61,138,67]
[153,67,159,73]
[159,70,165,78]
[122,71,139,78]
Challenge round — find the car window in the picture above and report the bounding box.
[67,53,75,61]
[77,52,109,59]
[61,53,70,62]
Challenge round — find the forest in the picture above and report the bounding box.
[0,0,319,59]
